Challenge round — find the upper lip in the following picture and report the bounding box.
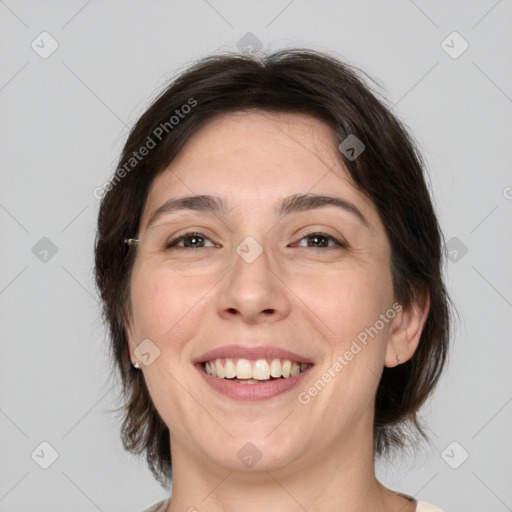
[193,345,314,365]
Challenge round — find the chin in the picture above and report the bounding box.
[197,429,305,475]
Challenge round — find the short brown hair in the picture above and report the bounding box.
[94,49,451,487]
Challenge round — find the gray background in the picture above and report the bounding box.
[1,1,511,511]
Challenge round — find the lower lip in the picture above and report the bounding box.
[196,364,311,401]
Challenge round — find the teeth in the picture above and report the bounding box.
[290,362,301,376]
[281,360,291,378]
[215,359,225,378]
[270,359,281,378]
[236,359,252,379]
[203,358,309,380]
[253,360,270,380]
[235,378,261,385]
[224,358,236,378]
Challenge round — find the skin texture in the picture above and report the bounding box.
[126,111,429,512]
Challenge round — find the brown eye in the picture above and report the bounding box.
[166,232,216,249]
[295,232,347,249]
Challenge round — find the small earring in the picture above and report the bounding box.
[132,361,140,369]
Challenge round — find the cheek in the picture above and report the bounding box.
[295,265,394,416]
[128,268,203,430]
[319,275,393,391]
[129,264,208,340]
[298,264,393,345]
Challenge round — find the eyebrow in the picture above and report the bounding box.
[278,193,370,228]
[145,193,370,230]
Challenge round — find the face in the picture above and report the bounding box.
[126,111,400,475]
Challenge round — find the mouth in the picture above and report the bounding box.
[194,346,314,401]
[201,358,310,384]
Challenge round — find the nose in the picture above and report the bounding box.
[216,242,291,324]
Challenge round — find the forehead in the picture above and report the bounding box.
[140,111,375,226]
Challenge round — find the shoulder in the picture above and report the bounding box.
[416,501,445,512]
[141,498,170,512]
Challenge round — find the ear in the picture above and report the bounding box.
[384,290,430,367]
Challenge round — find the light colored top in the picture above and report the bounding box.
[416,501,445,511]
[142,499,168,512]
[142,497,445,511]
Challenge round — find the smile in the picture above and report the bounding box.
[202,358,310,383]
[194,345,314,401]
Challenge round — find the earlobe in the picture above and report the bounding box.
[384,290,430,368]
[126,325,142,369]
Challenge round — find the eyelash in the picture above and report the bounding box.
[166,231,348,250]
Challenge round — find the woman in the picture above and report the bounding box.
[95,49,451,512]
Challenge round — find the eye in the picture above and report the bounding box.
[166,232,217,249]
[163,231,347,250]
[294,232,347,249]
